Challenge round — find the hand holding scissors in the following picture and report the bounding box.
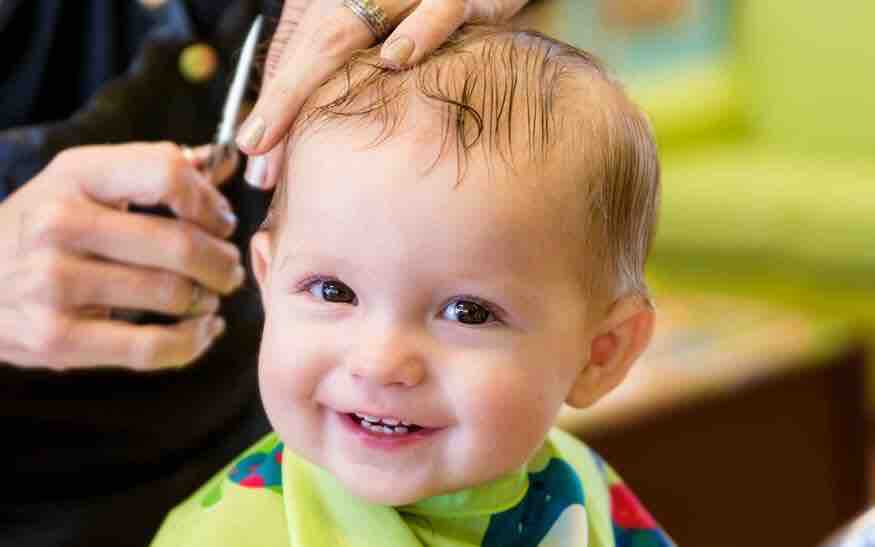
[0,18,264,372]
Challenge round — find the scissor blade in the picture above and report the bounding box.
[216,15,263,147]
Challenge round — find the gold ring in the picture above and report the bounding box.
[187,283,204,315]
[342,0,390,41]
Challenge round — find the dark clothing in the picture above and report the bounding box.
[0,1,280,545]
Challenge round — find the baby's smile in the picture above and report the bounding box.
[348,412,423,434]
[335,409,444,453]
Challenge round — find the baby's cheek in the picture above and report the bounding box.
[461,365,558,460]
[259,320,335,402]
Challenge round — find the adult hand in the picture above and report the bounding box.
[238,0,530,189]
[0,143,244,371]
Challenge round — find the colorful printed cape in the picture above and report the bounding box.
[152,428,674,547]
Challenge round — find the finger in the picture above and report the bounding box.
[262,0,313,83]
[467,0,530,22]
[211,147,240,186]
[66,143,236,238]
[63,313,226,370]
[182,144,213,169]
[23,199,245,295]
[47,253,220,317]
[380,0,466,68]
[236,2,378,155]
[244,143,285,190]
[184,145,240,186]
[263,145,286,191]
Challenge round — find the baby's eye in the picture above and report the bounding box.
[307,278,357,304]
[441,299,496,325]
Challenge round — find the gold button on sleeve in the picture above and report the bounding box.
[179,43,218,83]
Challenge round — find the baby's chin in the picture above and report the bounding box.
[327,459,446,506]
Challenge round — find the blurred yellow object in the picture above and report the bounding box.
[178,43,218,84]
[526,0,875,429]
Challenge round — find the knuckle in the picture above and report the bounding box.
[169,223,200,267]
[155,141,180,160]
[434,0,467,18]
[154,144,185,197]
[32,251,68,304]
[307,13,359,59]
[49,148,80,172]
[155,272,190,313]
[31,313,72,360]
[31,201,74,246]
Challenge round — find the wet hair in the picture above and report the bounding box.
[260,24,660,305]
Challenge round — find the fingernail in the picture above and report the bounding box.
[192,292,220,314]
[381,36,414,68]
[231,265,246,288]
[219,208,238,230]
[244,155,268,188]
[209,316,226,337]
[216,198,237,228]
[236,115,266,150]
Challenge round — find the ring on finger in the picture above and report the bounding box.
[187,283,204,315]
[342,0,391,41]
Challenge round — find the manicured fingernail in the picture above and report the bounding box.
[244,154,268,188]
[212,197,237,233]
[231,265,246,288]
[209,316,226,337]
[193,292,220,314]
[236,115,265,150]
[381,36,414,68]
[220,208,238,230]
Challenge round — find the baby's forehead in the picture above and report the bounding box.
[287,127,574,249]
[290,111,584,222]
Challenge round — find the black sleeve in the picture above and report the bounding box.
[0,0,269,201]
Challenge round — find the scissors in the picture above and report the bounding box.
[205,15,263,181]
[113,16,264,325]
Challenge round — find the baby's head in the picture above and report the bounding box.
[250,26,659,505]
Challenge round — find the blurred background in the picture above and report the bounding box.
[515,0,875,545]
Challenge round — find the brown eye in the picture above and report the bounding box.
[442,299,494,325]
[308,279,357,304]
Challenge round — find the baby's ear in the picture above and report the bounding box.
[565,294,655,409]
[249,231,275,294]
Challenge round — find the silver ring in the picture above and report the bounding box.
[342,0,390,41]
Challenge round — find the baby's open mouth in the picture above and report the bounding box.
[348,412,423,435]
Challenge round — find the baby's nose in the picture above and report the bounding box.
[348,328,427,388]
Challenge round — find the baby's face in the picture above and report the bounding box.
[253,122,597,505]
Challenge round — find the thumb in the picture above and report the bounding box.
[263,0,313,83]
[379,0,467,68]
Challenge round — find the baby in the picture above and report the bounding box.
[153,25,671,547]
